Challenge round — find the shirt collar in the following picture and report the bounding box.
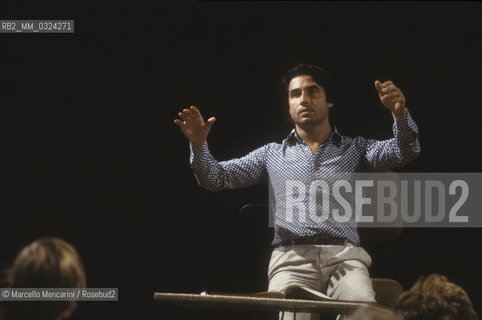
[286,126,342,147]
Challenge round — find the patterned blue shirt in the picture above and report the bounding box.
[190,113,420,246]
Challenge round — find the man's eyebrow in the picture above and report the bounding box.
[306,85,320,91]
[290,85,319,94]
[289,88,301,95]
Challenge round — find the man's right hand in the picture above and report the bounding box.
[174,106,216,147]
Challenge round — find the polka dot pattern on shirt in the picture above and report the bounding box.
[190,113,420,246]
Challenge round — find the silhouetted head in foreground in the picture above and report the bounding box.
[2,237,86,320]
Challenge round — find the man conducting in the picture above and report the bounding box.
[174,64,420,319]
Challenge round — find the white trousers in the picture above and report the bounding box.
[267,244,376,320]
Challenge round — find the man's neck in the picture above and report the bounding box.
[295,120,332,154]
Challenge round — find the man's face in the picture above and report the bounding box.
[288,75,333,128]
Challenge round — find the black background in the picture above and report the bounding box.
[1,1,481,319]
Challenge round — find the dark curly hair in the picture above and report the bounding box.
[395,274,478,320]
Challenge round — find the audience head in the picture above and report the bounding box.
[395,274,478,320]
[2,237,86,320]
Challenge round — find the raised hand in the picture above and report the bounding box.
[174,106,216,147]
[374,80,408,118]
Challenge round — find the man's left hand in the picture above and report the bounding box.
[375,80,408,118]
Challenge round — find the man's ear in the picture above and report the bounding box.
[59,301,77,319]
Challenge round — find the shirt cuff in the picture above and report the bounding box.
[189,141,209,152]
[393,111,419,142]
[392,111,416,127]
[189,141,209,163]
